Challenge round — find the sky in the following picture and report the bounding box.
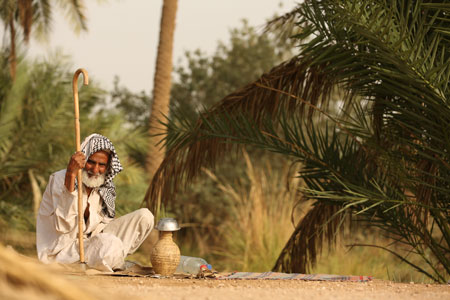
[27,0,298,93]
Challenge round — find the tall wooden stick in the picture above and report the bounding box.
[72,68,89,263]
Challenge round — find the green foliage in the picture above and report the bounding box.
[149,0,450,283]
[1,55,81,206]
[104,76,150,130]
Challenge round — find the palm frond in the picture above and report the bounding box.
[32,0,52,41]
[147,0,450,281]
[148,56,338,211]
[54,0,87,33]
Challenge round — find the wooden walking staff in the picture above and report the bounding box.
[72,68,89,263]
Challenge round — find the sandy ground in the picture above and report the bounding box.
[63,273,449,300]
[1,245,448,300]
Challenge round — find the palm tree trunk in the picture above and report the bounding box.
[8,14,16,80]
[145,0,178,209]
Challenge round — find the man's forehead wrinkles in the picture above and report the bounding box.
[88,150,110,163]
[88,157,108,164]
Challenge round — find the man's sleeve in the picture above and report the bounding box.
[49,171,81,234]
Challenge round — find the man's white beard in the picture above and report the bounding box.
[82,169,106,188]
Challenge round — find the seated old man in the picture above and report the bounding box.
[36,133,154,272]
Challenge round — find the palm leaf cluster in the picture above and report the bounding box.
[0,0,87,78]
[149,0,449,282]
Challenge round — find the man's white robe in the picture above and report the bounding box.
[36,170,153,272]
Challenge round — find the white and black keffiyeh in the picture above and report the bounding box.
[79,133,123,218]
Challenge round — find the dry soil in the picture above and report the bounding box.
[66,273,449,300]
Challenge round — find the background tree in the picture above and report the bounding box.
[146,0,178,204]
[170,20,295,119]
[0,0,87,79]
[148,0,450,282]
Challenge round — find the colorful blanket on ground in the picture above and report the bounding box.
[216,272,373,282]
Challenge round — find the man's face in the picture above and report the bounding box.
[85,150,110,176]
[82,150,110,188]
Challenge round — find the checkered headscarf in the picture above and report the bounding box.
[79,133,123,218]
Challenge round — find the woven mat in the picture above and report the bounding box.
[56,261,373,282]
[215,271,373,282]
